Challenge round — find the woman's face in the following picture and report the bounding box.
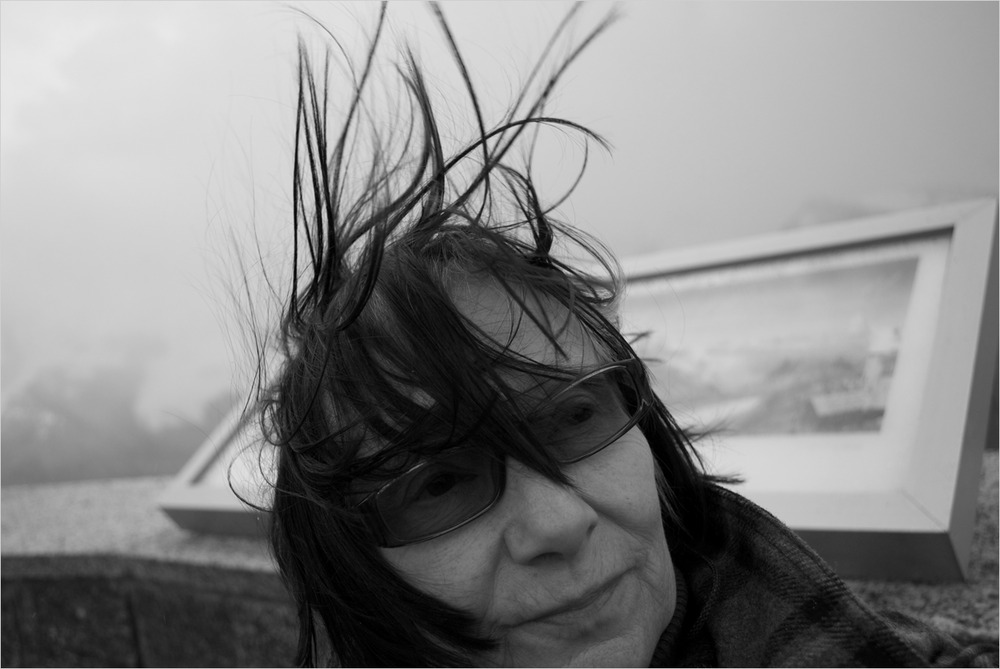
[380,284,677,667]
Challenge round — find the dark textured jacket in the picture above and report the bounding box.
[651,485,998,667]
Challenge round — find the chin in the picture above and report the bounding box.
[483,635,656,668]
[482,605,667,667]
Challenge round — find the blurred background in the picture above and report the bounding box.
[2,1,997,486]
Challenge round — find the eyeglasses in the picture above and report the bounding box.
[357,359,650,547]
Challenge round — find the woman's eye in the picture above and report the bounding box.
[405,467,478,503]
[422,471,462,497]
[560,402,597,428]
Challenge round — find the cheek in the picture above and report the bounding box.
[582,429,663,529]
[380,525,498,614]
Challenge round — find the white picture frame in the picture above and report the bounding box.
[621,199,997,580]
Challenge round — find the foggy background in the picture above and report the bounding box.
[2,1,997,485]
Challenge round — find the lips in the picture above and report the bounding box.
[518,572,625,625]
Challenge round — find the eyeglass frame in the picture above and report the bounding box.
[355,358,653,547]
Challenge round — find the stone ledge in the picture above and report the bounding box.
[2,477,294,667]
[1,477,273,573]
[2,565,297,667]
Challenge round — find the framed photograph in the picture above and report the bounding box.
[621,198,997,581]
[160,199,997,581]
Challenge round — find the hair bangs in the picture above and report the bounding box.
[326,246,595,487]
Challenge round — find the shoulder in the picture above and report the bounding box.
[668,484,996,667]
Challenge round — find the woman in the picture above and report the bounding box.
[249,5,994,666]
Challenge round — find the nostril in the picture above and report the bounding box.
[531,551,562,564]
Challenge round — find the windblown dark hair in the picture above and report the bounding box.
[251,4,716,666]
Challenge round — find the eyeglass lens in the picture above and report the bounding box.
[374,362,643,546]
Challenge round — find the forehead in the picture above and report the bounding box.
[447,278,602,374]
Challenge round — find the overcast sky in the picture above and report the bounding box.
[2,1,997,437]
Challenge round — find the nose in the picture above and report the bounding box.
[501,459,598,564]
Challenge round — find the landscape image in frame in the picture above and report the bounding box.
[626,249,920,436]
